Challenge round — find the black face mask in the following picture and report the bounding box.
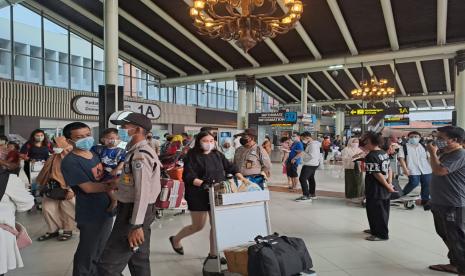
[239,137,249,146]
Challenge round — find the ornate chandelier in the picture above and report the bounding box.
[351,77,396,101]
[189,0,304,53]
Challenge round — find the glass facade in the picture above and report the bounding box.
[0,4,280,113]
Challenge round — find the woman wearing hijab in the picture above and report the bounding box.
[341,138,365,199]
[221,138,235,162]
[36,137,76,242]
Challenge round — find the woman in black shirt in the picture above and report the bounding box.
[169,131,246,261]
[360,132,394,241]
[19,129,52,182]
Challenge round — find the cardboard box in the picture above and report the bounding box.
[224,243,253,276]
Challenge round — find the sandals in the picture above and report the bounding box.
[206,254,228,265]
[428,264,458,274]
[58,231,73,241]
[37,232,59,241]
[169,236,184,255]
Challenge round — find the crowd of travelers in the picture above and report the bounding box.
[1,121,465,276]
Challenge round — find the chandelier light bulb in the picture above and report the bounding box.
[190,8,199,17]
[284,0,296,6]
[291,1,303,13]
[194,0,206,9]
[281,16,292,24]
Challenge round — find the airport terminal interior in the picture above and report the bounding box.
[1,0,465,276]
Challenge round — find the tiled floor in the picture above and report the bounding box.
[7,164,452,276]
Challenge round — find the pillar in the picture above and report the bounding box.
[236,75,247,130]
[361,101,367,133]
[100,0,122,134]
[335,104,345,137]
[246,76,256,115]
[455,50,465,128]
[301,75,308,114]
[104,0,118,87]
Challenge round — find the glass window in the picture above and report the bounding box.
[131,66,146,98]
[168,87,174,103]
[160,87,168,102]
[70,32,91,91]
[148,74,159,100]
[187,84,197,106]
[175,85,186,105]
[44,18,68,88]
[93,44,104,92]
[13,5,42,84]
[198,83,207,107]
[208,83,217,108]
[0,6,11,79]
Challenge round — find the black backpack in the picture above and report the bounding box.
[248,233,313,276]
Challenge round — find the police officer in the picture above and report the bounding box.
[98,112,161,276]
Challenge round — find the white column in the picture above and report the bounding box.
[335,105,345,137]
[104,0,119,108]
[455,50,465,128]
[245,76,256,128]
[237,76,247,130]
[301,76,308,114]
[4,115,10,135]
[362,101,367,133]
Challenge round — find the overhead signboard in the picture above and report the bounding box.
[256,111,298,124]
[384,117,410,126]
[72,96,161,119]
[346,107,410,116]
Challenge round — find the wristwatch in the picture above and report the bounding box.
[130,224,143,230]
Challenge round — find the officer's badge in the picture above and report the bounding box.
[134,161,144,170]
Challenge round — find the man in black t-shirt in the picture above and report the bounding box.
[360,132,394,241]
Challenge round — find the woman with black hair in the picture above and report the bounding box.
[19,129,52,182]
[169,131,246,262]
[360,131,394,241]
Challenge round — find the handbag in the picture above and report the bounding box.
[40,180,67,200]
[0,222,32,249]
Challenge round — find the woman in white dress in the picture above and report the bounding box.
[0,171,34,275]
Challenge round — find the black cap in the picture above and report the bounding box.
[111,112,152,131]
[238,128,258,137]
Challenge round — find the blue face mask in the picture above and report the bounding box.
[409,137,420,145]
[118,128,133,143]
[74,137,94,151]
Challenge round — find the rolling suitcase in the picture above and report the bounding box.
[155,178,185,209]
[248,233,314,276]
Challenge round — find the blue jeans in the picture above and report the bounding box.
[402,174,432,201]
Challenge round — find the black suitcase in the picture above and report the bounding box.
[248,233,313,276]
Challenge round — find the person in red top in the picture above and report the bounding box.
[0,142,20,173]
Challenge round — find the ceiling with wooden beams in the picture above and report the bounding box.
[29,0,465,109]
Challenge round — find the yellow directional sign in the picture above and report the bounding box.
[346,107,410,116]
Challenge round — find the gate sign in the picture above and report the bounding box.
[347,107,409,116]
[384,117,410,126]
[72,96,161,119]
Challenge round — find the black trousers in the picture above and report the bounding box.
[365,198,390,239]
[98,202,157,276]
[73,218,113,276]
[432,205,465,274]
[299,165,319,197]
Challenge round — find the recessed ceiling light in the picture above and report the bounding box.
[204,79,213,83]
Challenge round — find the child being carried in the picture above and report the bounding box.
[91,128,126,212]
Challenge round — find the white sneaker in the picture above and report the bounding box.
[310,195,318,200]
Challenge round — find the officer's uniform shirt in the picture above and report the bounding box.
[233,144,271,176]
[115,140,161,225]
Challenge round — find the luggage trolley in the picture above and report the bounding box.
[203,183,272,275]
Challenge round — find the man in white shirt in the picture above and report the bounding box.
[398,131,432,206]
[296,132,321,202]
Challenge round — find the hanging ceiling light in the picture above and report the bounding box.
[189,0,303,53]
[351,77,396,101]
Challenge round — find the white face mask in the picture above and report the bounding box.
[201,142,215,152]
[53,147,64,154]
